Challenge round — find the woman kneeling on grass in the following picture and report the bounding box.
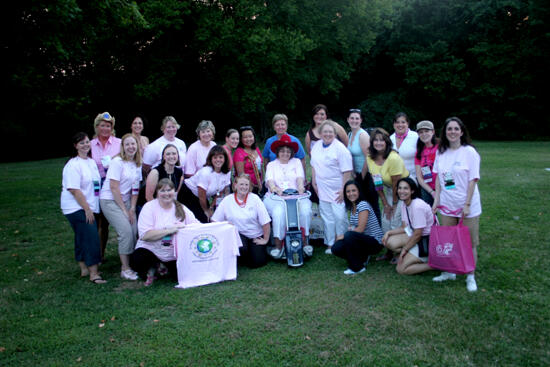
[382,177,434,275]
[211,174,271,268]
[131,178,199,286]
[332,180,384,275]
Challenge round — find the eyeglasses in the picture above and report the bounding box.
[349,109,361,113]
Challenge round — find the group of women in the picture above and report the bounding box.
[61,107,481,292]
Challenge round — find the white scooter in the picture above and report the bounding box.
[271,189,311,267]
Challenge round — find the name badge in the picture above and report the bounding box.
[161,235,172,246]
[93,180,100,196]
[421,166,432,183]
[443,172,456,190]
[373,174,384,191]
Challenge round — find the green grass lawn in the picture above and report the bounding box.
[1,141,549,366]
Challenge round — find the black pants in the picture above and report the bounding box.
[130,248,177,280]
[420,186,434,207]
[355,172,381,226]
[332,231,383,272]
[238,234,268,269]
[177,184,209,223]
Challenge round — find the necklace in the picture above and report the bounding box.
[234,193,248,208]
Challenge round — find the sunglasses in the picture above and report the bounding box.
[349,109,361,113]
[239,125,254,131]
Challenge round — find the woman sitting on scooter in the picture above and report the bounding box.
[263,134,313,259]
[332,180,384,275]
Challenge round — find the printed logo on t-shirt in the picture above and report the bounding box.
[190,234,219,260]
[443,172,455,190]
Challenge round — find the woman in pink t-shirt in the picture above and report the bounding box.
[431,117,481,292]
[382,178,434,275]
[90,112,121,262]
[233,126,263,194]
[414,120,439,206]
[131,178,199,286]
[184,120,217,178]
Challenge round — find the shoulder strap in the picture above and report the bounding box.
[405,204,414,230]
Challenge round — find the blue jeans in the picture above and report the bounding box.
[65,210,102,266]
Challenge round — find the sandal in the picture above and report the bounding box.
[90,277,107,284]
[144,275,156,287]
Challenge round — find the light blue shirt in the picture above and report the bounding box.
[347,128,368,174]
[262,134,306,162]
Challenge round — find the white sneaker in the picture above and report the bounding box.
[466,275,478,292]
[270,248,284,259]
[121,269,138,280]
[303,245,313,257]
[432,272,456,282]
[325,247,332,255]
[344,268,366,275]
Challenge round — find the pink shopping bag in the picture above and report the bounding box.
[428,215,476,275]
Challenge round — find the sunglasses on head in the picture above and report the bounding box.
[349,109,361,113]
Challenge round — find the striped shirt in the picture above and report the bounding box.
[350,201,383,243]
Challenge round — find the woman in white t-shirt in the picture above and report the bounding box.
[142,116,187,176]
[60,132,105,284]
[310,120,353,254]
[431,117,482,292]
[100,134,142,281]
[131,178,199,286]
[211,174,271,268]
[184,120,217,178]
[179,145,232,223]
[382,178,434,275]
[390,112,419,181]
[263,134,312,259]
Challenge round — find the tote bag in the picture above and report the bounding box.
[428,213,476,275]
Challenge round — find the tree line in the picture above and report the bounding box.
[3,0,548,161]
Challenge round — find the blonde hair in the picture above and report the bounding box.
[119,133,142,166]
[319,119,337,134]
[160,116,181,132]
[233,173,252,193]
[93,112,116,137]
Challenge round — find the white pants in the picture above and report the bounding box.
[381,186,402,234]
[263,194,312,240]
[319,200,348,246]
